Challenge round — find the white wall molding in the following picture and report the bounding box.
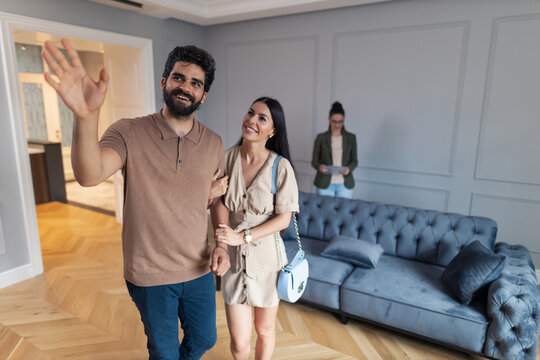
[470,193,540,268]
[0,209,5,256]
[469,192,540,213]
[0,11,155,289]
[0,264,36,289]
[331,21,470,178]
[0,15,43,285]
[474,13,540,186]
[354,179,449,211]
[292,159,451,211]
[469,193,540,224]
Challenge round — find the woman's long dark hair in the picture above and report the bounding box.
[236,96,292,163]
[328,101,346,133]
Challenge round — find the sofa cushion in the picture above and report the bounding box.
[440,240,506,305]
[284,237,354,309]
[321,235,383,268]
[341,255,489,353]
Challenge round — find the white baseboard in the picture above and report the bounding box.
[0,264,40,290]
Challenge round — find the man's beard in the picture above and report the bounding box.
[163,88,203,117]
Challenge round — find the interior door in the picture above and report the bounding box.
[18,73,62,143]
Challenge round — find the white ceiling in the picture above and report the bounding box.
[89,0,392,26]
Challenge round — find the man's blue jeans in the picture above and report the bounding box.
[317,183,353,199]
[126,272,217,360]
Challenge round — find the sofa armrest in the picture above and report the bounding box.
[484,242,540,360]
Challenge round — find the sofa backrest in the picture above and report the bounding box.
[284,191,498,267]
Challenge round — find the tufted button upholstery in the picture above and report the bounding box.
[483,243,540,360]
[283,191,498,267]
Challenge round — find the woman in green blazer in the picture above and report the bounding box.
[311,101,358,198]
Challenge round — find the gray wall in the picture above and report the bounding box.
[203,0,540,267]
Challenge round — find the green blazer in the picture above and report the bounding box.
[311,130,358,189]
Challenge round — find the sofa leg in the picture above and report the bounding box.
[335,314,348,325]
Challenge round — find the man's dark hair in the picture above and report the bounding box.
[162,45,216,93]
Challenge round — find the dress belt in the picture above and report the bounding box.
[230,211,271,233]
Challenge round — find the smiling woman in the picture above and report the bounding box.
[210,96,299,359]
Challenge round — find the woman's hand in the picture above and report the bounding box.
[215,224,244,246]
[209,169,228,202]
[339,167,350,175]
[319,164,328,173]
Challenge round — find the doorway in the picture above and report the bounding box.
[0,11,155,288]
[12,29,151,220]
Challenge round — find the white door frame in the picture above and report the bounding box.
[0,11,155,288]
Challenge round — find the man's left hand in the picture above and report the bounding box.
[211,246,230,276]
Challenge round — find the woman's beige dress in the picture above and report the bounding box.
[222,146,299,307]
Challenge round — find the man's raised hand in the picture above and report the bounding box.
[42,38,109,120]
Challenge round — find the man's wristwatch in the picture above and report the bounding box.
[243,229,252,244]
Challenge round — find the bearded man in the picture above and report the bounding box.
[42,39,230,360]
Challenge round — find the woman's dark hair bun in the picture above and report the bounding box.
[329,101,345,117]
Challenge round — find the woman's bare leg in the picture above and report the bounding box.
[253,305,279,360]
[225,304,253,360]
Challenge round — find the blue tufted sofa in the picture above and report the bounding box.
[282,191,540,359]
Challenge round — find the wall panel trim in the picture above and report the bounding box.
[0,211,5,255]
[474,13,540,186]
[330,21,470,177]
[224,35,318,150]
[469,192,540,215]
[292,167,450,211]
[354,179,450,211]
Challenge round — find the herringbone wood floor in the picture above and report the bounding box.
[0,202,513,359]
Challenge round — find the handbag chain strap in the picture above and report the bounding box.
[275,213,300,271]
[271,154,302,271]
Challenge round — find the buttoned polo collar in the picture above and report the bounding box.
[154,109,202,144]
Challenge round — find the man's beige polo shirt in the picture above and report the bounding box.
[99,110,224,286]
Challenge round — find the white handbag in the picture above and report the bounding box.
[275,214,309,303]
[272,155,309,303]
